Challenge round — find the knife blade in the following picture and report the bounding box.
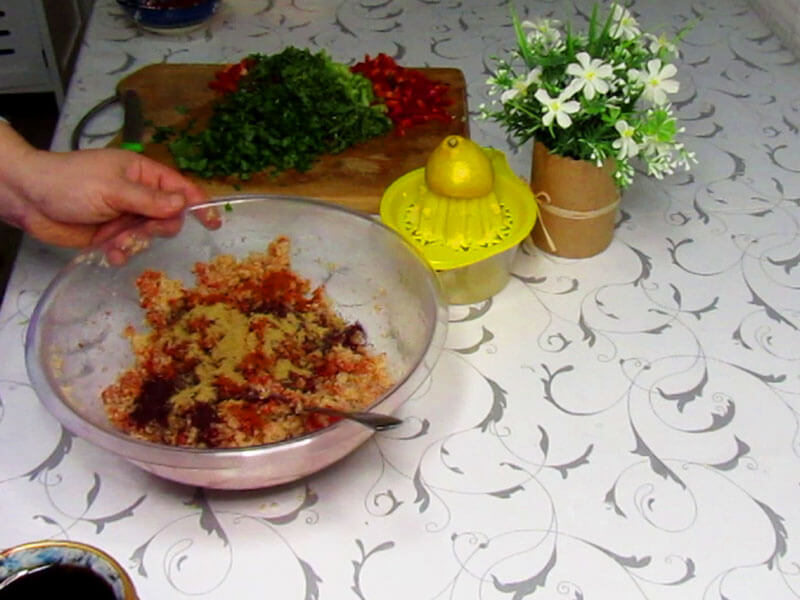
[120,89,144,153]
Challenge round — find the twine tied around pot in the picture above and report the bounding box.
[529,141,620,258]
[533,191,621,253]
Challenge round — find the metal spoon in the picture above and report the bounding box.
[305,406,403,431]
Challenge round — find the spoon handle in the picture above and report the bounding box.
[308,407,403,431]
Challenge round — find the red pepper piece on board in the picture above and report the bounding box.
[209,57,256,94]
[351,53,453,136]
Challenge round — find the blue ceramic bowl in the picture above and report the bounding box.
[117,0,220,32]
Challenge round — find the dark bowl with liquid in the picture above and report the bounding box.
[0,541,137,599]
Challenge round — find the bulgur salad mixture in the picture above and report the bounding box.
[101,236,394,448]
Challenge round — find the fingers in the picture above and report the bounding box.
[95,222,152,266]
[125,152,209,206]
[123,153,222,230]
[100,152,209,221]
[92,213,188,266]
[23,210,97,248]
[90,214,146,245]
[144,215,185,238]
[107,179,189,220]
[192,205,223,230]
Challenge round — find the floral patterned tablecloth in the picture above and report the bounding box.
[2,1,800,598]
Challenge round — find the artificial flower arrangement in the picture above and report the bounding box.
[482,2,697,188]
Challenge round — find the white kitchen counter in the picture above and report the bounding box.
[2,1,800,597]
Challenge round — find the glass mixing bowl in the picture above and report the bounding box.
[25,195,447,490]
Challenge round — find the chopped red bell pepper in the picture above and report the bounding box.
[209,57,255,94]
[351,53,453,136]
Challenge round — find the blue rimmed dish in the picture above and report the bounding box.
[117,0,220,33]
[0,540,137,599]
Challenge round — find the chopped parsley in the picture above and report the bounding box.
[156,47,392,180]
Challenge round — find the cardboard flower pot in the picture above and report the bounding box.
[529,141,620,258]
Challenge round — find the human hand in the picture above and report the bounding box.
[0,121,219,259]
[23,146,212,244]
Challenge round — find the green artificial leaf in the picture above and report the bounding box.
[642,108,678,142]
[587,3,600,44]
[510,6,535,67]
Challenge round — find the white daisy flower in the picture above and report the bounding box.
[565,52,614,100]
[645,32,677,56]
[522,17,562,49]
[534,88,581,128]
[500,68,542,104]
[613,120,639,159]
[636,59,680,105]
[609,4,640,41]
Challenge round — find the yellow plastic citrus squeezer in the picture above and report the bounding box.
[380,136,537,304]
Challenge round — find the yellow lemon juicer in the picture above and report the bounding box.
[381,135,537,304]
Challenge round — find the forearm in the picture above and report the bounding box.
[0,120,44,231]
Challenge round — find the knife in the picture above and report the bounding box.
[120,89,145,153]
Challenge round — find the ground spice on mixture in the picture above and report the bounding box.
[101,236,394,448]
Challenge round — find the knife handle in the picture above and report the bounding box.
[120,89,145,153]
[120,142,144,152]
[120,140,144,152]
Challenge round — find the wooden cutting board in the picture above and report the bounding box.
[113,63,469,213]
